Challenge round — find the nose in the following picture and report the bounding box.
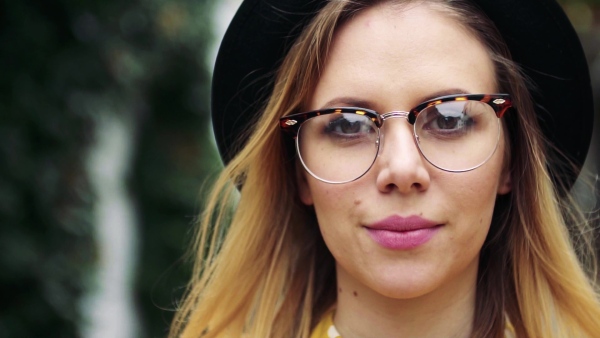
[374,116,431,194]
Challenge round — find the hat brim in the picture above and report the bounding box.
[211,0,593,188]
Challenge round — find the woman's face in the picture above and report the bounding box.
[298,3,512,301]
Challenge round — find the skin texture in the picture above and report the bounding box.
[297,3,512,338]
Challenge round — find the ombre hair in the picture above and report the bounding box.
[170,0,600,337]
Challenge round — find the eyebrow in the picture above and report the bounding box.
[420,88,471,102]
[319,97,376,110]
[319,88,471,110]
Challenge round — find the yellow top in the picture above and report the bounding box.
[310,310,515,338]
[310,310,340,338]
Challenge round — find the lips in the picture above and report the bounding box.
[365,215,441,250]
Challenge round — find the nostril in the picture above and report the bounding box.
[384,181,423,194]
[384,182,396,192]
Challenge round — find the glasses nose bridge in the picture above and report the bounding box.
[380,111,411,124]
[377,110,419,149]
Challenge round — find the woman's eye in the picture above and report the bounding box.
[420,104,474,136]
[431,113,472,131]
[434,115,459,129]
[325,115,372,136]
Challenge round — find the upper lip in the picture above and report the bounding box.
[366,215,439,231]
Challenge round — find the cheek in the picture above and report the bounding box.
[442,136,507,206]
[447,174,499,214]
[310,184,357,219]
[438,163,503,242]
[436,176,498,273]
[308,182,364,236]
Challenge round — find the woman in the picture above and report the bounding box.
[171,0,600,337]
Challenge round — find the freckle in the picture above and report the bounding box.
[353,291,358,297]
[419,212,423,216]
[338,287,342,293]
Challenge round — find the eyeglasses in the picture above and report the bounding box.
[279,94,512,184]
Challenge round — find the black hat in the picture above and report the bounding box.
[211,0,594,187]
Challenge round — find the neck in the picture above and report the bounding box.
[333,264,478,338]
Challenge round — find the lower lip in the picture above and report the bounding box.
[366,226,440,250]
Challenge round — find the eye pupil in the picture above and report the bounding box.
[436,115,458,129]
[341,119,362,133]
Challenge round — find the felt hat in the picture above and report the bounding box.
[211,0,594,187]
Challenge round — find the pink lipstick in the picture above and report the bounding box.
[365,215,440,250]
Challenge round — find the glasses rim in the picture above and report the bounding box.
[279,93,513,183]
[280,93,512,135]
[296,125,382,184]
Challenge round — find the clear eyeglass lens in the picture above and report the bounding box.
[296,101,500,183]
[297,113,379,183]
[414,100,500,171]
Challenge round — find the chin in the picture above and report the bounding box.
[376,282,437,300]
[363,270,443,300]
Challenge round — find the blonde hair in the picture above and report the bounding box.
[170,0,600,337]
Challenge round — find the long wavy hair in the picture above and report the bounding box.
[170,0,600,337]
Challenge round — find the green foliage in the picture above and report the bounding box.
[559,0,600,5]
[0,1,100,336]
[558,0,600,33]
[128,2,221,333]
[0,0,219,336]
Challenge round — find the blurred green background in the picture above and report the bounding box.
[0,0,219,336]
[0,0,598,337]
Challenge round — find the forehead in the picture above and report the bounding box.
[309,2,496,110]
